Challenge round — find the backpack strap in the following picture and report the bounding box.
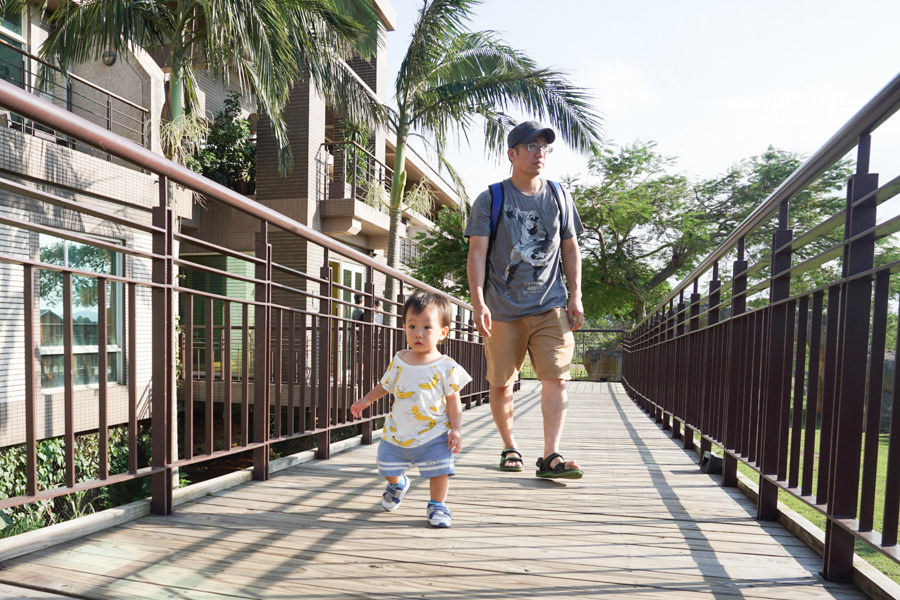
[547,180,568,231]
[485,182,504,284]
[488,182,504,240]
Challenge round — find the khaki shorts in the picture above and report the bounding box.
[484,307,575,386]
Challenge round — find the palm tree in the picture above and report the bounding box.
[384,0,603,304]
[10,0,383,173]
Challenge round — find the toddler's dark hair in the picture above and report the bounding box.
[402,292,453,329]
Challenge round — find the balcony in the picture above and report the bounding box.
[317,141,441,260]
[0,38,149,161]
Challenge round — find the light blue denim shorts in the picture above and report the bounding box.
[376,433,455,479]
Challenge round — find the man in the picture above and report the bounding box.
[465,121,584,479]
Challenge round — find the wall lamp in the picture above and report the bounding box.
[102,50,116,66]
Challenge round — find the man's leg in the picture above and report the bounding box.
[490,383,517,452]
[540,378,578,469]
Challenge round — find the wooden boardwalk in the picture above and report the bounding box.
[0,381,872,599]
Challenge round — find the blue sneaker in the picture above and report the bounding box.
[427,502,452,528]
[381,476,410,511]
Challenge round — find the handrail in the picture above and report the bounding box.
[640,70,900,326]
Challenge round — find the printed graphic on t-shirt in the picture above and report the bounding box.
[503,206,553,295]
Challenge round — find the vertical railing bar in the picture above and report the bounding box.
[817,286,841,504]
[205,296,215,455]
[241,302,250,447]
[299,311,308,433]
[23,264,38,496]
[287,310,296,437]
[803,291,824,497]
[859,270,888,532]
[788,295,809,490]
[882,294,900,546]
[128,282,138,472]
[223,301,232,452]
[317,251,333,460]
[776,299,797,480]
[183,294,195,460]
[63,271,75,488]
[98,278,109,480]
[273,308,283,440]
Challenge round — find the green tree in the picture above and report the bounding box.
[187,92,255,190]
[9,0,381,171]
[384,0,603,305]
[575,142,855,323]
[411,206,470,301]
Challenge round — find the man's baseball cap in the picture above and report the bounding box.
[507,121,556,148]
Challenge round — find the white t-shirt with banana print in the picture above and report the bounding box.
[379,353,472,448]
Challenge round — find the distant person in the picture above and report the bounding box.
[465,121,585,479]
[373,298,383,325]
[351,293,365,321]
[350,292,471,527]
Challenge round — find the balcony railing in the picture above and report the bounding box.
[319,140,392,208]
[0,38,148,157]
[622,72,900,583]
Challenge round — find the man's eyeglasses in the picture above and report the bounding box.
[518,143,553,154]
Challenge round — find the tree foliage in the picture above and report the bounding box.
[411,207,470,301]
[575,143,854,323]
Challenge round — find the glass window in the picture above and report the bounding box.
[39,234,123,389]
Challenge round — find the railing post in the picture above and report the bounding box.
[317,250,334,459]
[150,176,173,515]
[674,292,686,442]
[684,281,701,452]
[361,277,376,444]
[723,239,748,487]
[758,200,793,521]
[823,134,878,581]
[252,224,271,479]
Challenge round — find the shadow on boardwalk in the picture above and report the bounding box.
[0,381,870,599]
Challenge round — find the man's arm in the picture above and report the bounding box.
[561,236,584,331]
[466,235,492,337]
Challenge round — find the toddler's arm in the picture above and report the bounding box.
[351,384,388,419]
[446,392,463,453]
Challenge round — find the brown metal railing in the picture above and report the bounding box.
[319,140,392,207]
[0,38,148,154]
[0,78,487,523]
[622,72,900,582]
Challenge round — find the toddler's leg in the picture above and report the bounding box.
[427,475,452,528]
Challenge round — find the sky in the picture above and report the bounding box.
[383,0,900,200]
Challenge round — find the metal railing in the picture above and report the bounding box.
[622,72,900,582]
[319,140,392,207]
[0,78,487,525]
[0,38,148,155]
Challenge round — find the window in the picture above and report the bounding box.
[39,234,123,389]
[0,7,25,90]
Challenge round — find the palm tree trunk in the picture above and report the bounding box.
[384,127,409,318]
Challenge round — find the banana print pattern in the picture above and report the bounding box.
[377,353,472,448]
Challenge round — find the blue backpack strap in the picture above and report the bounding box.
[547,180,568,230]
[488,182,504,238]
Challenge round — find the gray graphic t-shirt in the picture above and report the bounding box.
[464,179,583,322]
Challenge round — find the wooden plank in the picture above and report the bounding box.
[0,382,871,600]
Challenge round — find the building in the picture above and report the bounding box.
[0,1,461,448]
